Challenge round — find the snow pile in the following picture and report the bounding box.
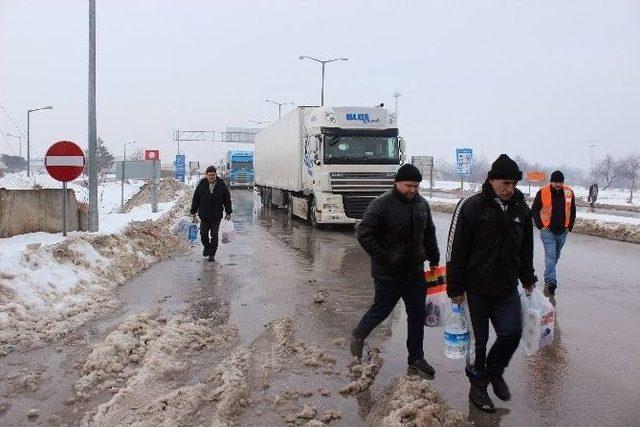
[339,348,383,394]
[368,375,467,426]
[0,188,192,353]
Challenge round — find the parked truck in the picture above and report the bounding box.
[254,106,405,226]
[219,150,254,188]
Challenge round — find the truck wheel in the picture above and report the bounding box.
[287,196,294,219]
[308,199,319,228]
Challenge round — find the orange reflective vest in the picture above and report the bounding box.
[540,185,573,228]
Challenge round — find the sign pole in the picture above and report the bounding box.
[151,159,158,213]
[62,182,67,236]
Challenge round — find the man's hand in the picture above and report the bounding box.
[225,213,232,221]
[191,213,198,223]
[451,294,465,305]
[523,283,535,294]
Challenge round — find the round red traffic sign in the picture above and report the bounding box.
[45,141,86,182]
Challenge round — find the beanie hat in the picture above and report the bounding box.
[487,154,523,181]
[205,165,217,174]
[395,164,423,182]
[550,170,564,183]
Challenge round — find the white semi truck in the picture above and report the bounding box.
[254,106,406,226]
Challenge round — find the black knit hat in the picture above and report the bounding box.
[395,164,423,182]
[487,154,523,181]
[205,165,217,174]
[550,170,564,183]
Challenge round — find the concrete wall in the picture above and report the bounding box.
[0,189,88,238]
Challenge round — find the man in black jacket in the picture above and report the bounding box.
[447,154,537,412]
[531,170,576,295]
[352,164,440,379]
[190,166,232,262]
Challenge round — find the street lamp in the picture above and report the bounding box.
[27,105,53,177]
[265,99,295,119]
[121,141,137,211]
[299,55,348,106]
[5,133,23,158]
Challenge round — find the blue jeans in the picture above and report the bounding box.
[354,278,426,363]
[540,229,568,285]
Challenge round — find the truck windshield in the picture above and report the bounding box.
[324,136,399,164]
[231,161,252,170]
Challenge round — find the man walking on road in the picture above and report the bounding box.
[447,154,537,412]
[351,164,440,380]
[190,166,232,262]
[531,170,576,295]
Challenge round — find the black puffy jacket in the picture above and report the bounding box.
[190,178,232,223]
[357,188,440,282]
[446,181,537,297]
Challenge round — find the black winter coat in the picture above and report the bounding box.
[190,178,232,223]
[446,181,537,297]
[357,188,440,282]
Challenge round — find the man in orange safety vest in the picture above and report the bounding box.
[531,170,576,295]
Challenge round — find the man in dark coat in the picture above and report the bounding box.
[351,163,440,379]
[446,154,537,412]
[190,165,232,261]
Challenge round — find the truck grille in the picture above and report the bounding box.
[342,194,379,219]
[330,172,395,193]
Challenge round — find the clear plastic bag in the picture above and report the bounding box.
[520,288,555,356]
[219,219,236,244]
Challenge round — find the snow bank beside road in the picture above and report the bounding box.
[0,186,191,354]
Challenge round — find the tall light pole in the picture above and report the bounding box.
[265,100,294,118]
[299,55,348,106]
[88,0,99,231]
[588,140,598,171]
[5,133,23,158]
[26,105,53,177]
[121,141,137,211]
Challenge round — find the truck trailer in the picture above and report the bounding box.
[254,106,405,226]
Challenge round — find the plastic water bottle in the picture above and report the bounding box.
[188,224,198,245]
[443,304,470,359]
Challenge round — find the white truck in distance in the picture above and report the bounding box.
[254,106,405,226]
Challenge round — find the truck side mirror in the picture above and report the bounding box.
[399,138,406,153]
[400,153,407,164]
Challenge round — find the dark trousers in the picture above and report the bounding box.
[466,289,522,376]
[200,220,220,256]
[354,278,426,363]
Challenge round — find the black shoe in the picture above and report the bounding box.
[487,366,511,401]
[548,283,557,295]
[407,359,435,380]
[208,255,215,262]
[350,335,364,359]
[469,383,496,413]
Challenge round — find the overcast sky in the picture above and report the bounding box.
[1,0,639,168]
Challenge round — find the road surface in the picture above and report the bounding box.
[1,189,638,426]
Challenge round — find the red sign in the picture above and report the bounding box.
[145,150,160,160]
[45,141,85,182]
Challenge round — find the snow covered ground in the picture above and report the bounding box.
[0,175,191,351]
[423,180,639,206]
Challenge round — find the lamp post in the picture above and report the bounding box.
[121,141,137,211]
[265,100,294,118]
[298,55,348,106]
[27,105,53,176]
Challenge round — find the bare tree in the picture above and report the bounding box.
[592,155,621,190]
[128,149,145,161]
[619,154,640,203]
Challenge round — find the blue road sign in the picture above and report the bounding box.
[175,154,186,182]
[456,148,473,175]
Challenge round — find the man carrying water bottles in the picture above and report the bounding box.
[351,163,441,379]
[446,154,537,412]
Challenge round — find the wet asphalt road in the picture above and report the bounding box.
[226,189,640,426]
[1,188,638,426]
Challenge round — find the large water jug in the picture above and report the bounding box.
[443,303,470,359]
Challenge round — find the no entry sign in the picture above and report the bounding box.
[45,141,85,182]
[145,150,160,160]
